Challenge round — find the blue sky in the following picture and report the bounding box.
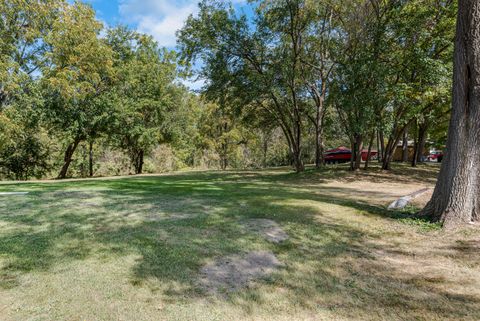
[86,0,249,48]
[83,0,250,89]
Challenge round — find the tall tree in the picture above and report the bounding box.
[41,1,114,178]
[108,29,180,174]
[420,0,480,228]
[178,0,317,172]
[301,1,337,168]
[331,0,391,171]
[379,0,455,170]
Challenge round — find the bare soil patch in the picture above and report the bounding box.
[244,219,289,243]
[199,251,282,294]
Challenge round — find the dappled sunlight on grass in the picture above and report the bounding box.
[0,164,478,320]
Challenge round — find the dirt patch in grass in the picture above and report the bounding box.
[244,219,289,243]
[199,251,282,294]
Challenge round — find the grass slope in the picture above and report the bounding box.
[0,164,479,321]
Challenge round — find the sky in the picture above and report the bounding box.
[83,0,250,90]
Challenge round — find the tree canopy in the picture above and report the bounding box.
[0,0,456,187]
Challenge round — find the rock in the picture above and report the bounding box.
[0,192,29,196]
[388,188,431,210]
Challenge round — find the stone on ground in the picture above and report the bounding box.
[0,192,29,196]
[388,188,431,210]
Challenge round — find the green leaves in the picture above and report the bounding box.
[105,29,184,170]
[42,2,114,102]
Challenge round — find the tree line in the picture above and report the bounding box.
[177,0,455,172]
[0,0,296,180]
[0,0,455,180]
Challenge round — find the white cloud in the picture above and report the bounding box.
[118,0,199,47]
[118,0,248,48]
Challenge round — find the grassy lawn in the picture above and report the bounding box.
[0,164,479,320]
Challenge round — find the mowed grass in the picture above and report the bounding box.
[0,164,479,321]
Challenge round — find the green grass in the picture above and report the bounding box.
[0,165,479,320]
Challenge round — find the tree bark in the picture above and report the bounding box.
[314,118,324,168]
[412,122,428,167]
[58,138,81,179]
[402,127,409,162]
[382,133,399,170]
[382,122,410,170]
[133,150,144,175]
[378,130,384,163]
[311,82,326,169]
[291,143,304,172]
[293,117,304,173]
[89,141,94,177]
[420,0,480,228]
[364,131,375,170]
[350,134,363,171]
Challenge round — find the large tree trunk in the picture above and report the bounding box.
[278,119,304,173]
[58,138,81,179]
[293,117,304,172]
[382,123,409,170]
[382,134,399,170]
[312,83,326,169]
[291,143,304,172]
[420,0,480,228]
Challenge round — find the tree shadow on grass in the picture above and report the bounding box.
[0,170,478,320]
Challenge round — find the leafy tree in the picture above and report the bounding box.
[379,0,455,170]
[178,0,323,172]
[299,1,338,168]
[331,0,392,170]
[331,0,455,170]
[41,1,114,178]
[107,29,180,174]
[0,0,63,109]
[0,80,51,180]
[195,99,250,170]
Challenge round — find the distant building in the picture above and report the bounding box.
[393,141,429,162]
